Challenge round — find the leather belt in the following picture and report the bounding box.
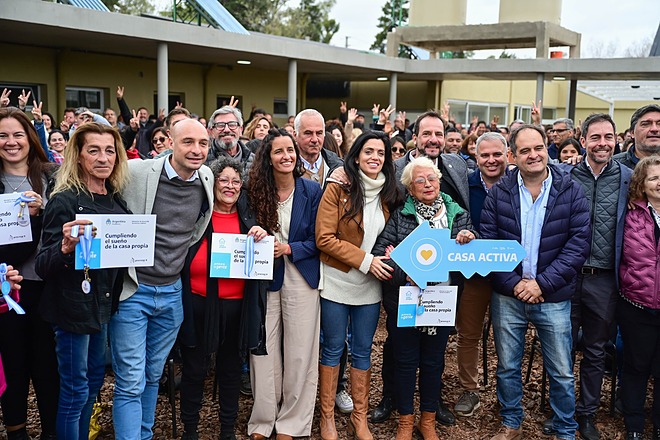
[581,266,611,275]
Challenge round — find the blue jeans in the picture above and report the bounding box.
[109,280,183,440]
[320,298,380,370]
[54,324,107,440]
[491,294,578,440]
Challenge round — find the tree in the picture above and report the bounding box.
[487,50,517,59]
[262,0,339,43]
[158,0,339,44]
[101,0,154,15]
[371,0,410,57]
[582,35,652,58]
[219,0,287,34]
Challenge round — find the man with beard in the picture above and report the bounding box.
[547,114,632,440]
[614,104,660,169]
[206,106,254,178]
[393,111,469,209]
[444,127,463,154]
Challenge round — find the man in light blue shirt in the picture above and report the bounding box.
[480,125,591,440]
[518,169,552,279]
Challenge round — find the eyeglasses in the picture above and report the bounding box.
[152,136,167,145]
[392,147,406,154]
[212,121,240,130]
[549,128,569,134]
[413,175,439,186]
[217,177,242,187]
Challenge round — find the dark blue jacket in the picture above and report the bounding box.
[468,169,488,232]
[479,164,591,302]
[269,177,322,291]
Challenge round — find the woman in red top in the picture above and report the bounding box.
[178,157,268,440]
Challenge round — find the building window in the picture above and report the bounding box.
[0,83,42,111]
[66,87,104,113]
[514,105,531,123]
[542,107,556,122]
[514,106,556,124]
[273,98,288,117]
[448,100,509,128]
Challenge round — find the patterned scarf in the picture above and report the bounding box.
[413,195,445,228]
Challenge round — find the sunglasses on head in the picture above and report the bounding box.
[152,136,167,145]
[392,146,406,154]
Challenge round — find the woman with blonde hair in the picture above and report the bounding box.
[244,116,273,153]
[36,122,130,440]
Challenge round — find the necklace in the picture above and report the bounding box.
[3,175,28,192]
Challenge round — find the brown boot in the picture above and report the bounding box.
[347,368,373,440]
[490,425,523,440]
[319,364,340,440]
[395,414,415,440]
[416,411,439,440]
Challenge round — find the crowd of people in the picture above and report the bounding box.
[0,84,659,440]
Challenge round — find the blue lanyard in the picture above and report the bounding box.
[0,263,25,314]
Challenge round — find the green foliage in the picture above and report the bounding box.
[487,50,517,59]
[263,0,339,43]
[218,0,286,33]
[371,0,410,56]
[158,0,339,43]
[100,0,154,15]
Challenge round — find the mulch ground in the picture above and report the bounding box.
[5,307,633,439]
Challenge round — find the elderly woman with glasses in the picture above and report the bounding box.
[372,157,476,440]
[178,156,269,440]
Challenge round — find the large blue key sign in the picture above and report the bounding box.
[389,221,526,288]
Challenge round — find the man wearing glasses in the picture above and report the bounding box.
[207,106,254,178]
[548,118,575,160]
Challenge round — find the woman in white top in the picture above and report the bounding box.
[315,131,402,440]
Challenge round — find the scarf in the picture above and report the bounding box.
[360,170,386,204]
[413,194,446,228]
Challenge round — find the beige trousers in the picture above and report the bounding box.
[248,258,321,437]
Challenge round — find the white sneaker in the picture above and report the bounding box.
[335,389,353,413]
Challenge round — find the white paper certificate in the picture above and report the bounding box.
[0,193,32,245]
[74,214,156,269]
[397,285,458,327]
[209,233,274,280]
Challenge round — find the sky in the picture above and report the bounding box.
[326,0,659,58]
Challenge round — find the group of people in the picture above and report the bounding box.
[0,91,659,440]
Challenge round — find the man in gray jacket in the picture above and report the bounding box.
[110,119,214,440]
[559,113,632,440]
